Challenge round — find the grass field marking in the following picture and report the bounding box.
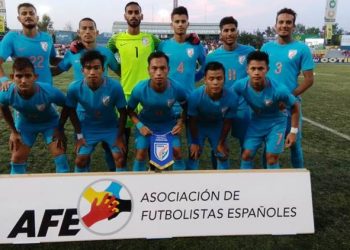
[303,117,350,141]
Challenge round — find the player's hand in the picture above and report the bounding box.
[69,40,85,54]
[285,133,296,148]
[186,33,201,45]
[9,132,23,152]
[171,122,183,135]
[139,125,153,136]
[74,138,87,154]
[216,142,229,160]
[52,128,67,150]
[1,81,12,91]
[115,135,126,154]
[190,144,201,160]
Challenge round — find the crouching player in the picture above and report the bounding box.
[65,50,127,172]
[0,57,69,174]
[233,51,300,169]
[127,51,187,171]
[187,62,239,170]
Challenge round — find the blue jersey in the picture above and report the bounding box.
[188,85,239,125]
[158,39,206,94]
[0,83,66,128]
[58,46,119,80]
[0,31,56,84]
[66,77,126,131]
[233,77,297,120]
[128,79,187,126]
[261,41,314,93]
[206,44,255,110]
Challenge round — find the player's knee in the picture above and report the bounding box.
[173,147,182,160]
[266,153,279,165]
[75,155,90,168]
[113,153,124,168]
[11,150,29,163]
[241,150,252,161]
[49,144,65,157]
[135,149,147,161]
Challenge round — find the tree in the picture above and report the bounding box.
[264,26,275,38]
[323,23,344,45]
[238,31,264,49]
[63,22,73,32]
[37,14,53,32]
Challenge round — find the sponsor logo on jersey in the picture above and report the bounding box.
[102,96,110,106]
[187,48,194,58]
[239,55,246,65]
[288,50,298,59]
[36,104,46,111]
[40,42,48,52]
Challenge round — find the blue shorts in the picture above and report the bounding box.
[17,122,56,147]
[78,128,121,155]
[135,122,181,149]
[188,123,223,152]
[243,117,287,155]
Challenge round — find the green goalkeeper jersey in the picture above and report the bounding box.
[107,32,160,95]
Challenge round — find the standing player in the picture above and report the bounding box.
[127,51,187,171]
[107,1,160,161]
[187,62,239,170]
[65,50,127,172]
[261,8,314,168]
[51,17,120,171]
[158,6,206,99]
[205,16,255,168]
[0,3,60,86]
[233,51,300,169]
[0,57,69,174]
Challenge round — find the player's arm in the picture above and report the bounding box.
[216,118,232,160]
[1,105,22,151]
[107,35,118,54]
[195,45,206,82]
[106,50,121,77]
[188,115,200,160]
[116,107,127,154]
[293,70,314,96]
[285,102,300,148]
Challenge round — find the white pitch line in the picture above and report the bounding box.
[303,117,350,141]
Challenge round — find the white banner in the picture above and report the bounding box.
[324,0,338,23]
[0,169,314,244]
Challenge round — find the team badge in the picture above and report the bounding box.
[187,48,194,58]
[264,99,273,106]
[40,42,48,52]
[167,99,175,107]
[288,50,298,59]
[142,37,150,46]
[221,107,228,116]
[36,104,46,111]
[150,133,174,170]
[239,55,246,65]
[102,96,110,106]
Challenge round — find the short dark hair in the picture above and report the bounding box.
[171,6,188,18]
[276,8,297,25]
[12,57,35,73]
[125,2,142,12]
[148,51,169,66]
[204,61,225,76]
[17,3,37,13]
[79,17,97,28]
[247,51,269,65]
[219,16,238,30]
[80,50,105,67]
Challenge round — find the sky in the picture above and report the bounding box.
[4,0,350,33]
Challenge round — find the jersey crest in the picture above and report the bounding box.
[221,106,228,116]
[167,99,175,107]
[36,104,46,111]
[155,142,170,161]
[142,37,150,46]
[239,55,246,65]
[102,96,110,106]
[288,50,298,59]
[40,42,49,52]
[264,99,273,107]
[187,48,194,58]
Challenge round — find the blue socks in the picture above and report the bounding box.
[217,159,229,170]
[10,162,27,174]
[133,160,146,171]
[74,166,89,172]
[240,160,253,169]
[173,159,186,171]
[267,163,280,169]
[187,159,199,170]
[54,154,69,173]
